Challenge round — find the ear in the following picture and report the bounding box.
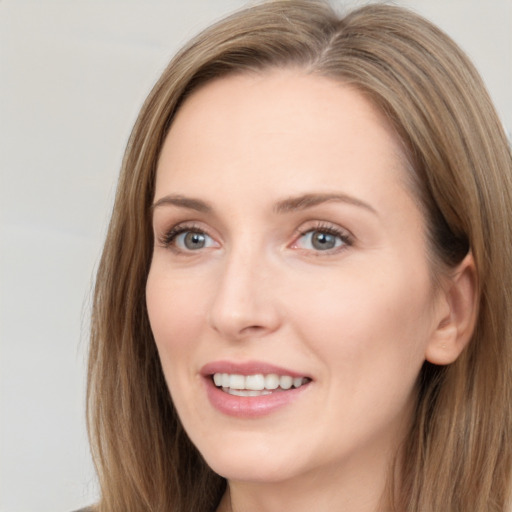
[425,253,478,365]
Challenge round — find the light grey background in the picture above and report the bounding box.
[1,1,510,511]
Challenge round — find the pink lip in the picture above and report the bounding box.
[200,360,312,419]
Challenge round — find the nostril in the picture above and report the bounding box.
[242,325,265,333]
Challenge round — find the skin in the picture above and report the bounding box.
[146,70,465,512]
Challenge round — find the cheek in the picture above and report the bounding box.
[147,265,205,343]
[286,260,434,387]
[145,265,211,388]
[146,265,213,425]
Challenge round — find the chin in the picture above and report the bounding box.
[199,442,301,483]
[210,461,293,484]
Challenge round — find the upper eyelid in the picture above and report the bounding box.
[157,222,214,246]
[294,220,353,238]
[290,221,354,250]
[157,220,211,236]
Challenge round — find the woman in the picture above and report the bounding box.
[86,1,512,511]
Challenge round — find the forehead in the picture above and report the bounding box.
[155,69,410,210]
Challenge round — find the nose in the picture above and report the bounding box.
[208,247,282,341]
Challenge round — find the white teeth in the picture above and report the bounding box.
[280,375,293,390]
[226,389,272,397]
[245,374,265,391]
[293,377,304,388]
[230,374,245,389]
[265,374,280,390]
[212,372,309,392]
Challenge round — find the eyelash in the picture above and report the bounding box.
[158,221,353,254]
[294,222,353,253]
[158,223,211,250]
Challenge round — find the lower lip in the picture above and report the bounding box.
[204,377,310,418]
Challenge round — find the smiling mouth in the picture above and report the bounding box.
[212,373,311,397]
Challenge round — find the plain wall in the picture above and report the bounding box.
[1,1,510,511]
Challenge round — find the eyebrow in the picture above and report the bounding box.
[151,194,213,213]
[274,193,378,215]
[151,192,377,216]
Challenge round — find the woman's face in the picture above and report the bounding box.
[146,70,446,486]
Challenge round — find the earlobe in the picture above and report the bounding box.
[425,253,478,366]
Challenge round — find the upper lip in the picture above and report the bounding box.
[201,360,311,379]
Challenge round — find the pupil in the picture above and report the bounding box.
[185,232,205,249]
[312,232,335,250]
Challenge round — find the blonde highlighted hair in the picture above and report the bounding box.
[87,1,512,510]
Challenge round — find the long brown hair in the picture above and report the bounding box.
[87,1,512,510]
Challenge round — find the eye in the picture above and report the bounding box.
[160,225,218,252]
[293,225,351,252]
[176,231,214,250]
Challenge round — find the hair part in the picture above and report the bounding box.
[87,1,512,511]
